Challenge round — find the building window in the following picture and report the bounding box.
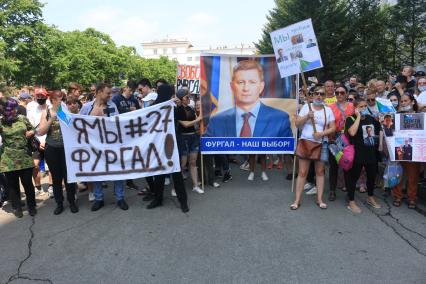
[153,49,157,55]
[195,56,200,61]
[172,48,177,54]
[187,57,192,61]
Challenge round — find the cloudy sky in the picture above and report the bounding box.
[42,0,275,52]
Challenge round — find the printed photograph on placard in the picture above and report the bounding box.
[394,137,413,161]
[381,114,395,137]
[400,113,424,130]
[362,124,377,146]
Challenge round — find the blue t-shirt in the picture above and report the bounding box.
[112,94,140,114]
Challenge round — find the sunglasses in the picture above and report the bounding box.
[347,98,354,102]
[314,92,325,96]
[367,98,376,102]
[335,91,346,96]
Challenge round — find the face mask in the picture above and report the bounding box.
[391,80,396,85]
[400,105,413,112]
[312,99,323,106]
[419,86,426,92]
[37,98,47,105]
[133,91,140,97]
[392,101,399,108]
[360,109,369,116]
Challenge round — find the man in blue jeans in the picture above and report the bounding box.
[79,82,129,211]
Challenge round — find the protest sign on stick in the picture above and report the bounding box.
[177,64,200,95]
[59,101,181,182]
[270,18,323,78]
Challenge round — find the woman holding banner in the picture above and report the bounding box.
[291,86,336,210]
[38,90,78,215]
[392,93,420,209]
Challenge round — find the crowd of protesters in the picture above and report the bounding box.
[0,65,425,218]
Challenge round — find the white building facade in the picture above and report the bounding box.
[141,39,257,65]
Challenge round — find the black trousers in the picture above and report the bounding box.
[152,172,188,207]
[5,168,36,209]
[328,149,339,192]
[202,155,216,185]
[45,145,76,205]
[344,162,377,201]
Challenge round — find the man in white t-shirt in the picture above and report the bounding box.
[415,77,426,111]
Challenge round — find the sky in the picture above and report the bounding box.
[41,0,276,53]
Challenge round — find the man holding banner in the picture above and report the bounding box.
[79,83,129,211]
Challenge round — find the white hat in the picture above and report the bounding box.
[142,92,158,102]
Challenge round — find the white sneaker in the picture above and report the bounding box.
[192,186,204,194]
[305,186,317,195]
[164,177,171,186]
[248,172,254,181]
[212,182,220,188]
[48,186,54,199]
[88,192,95,202]
[304,183,314,191]
[261,171,269,181]
[240,161,250,171]
[171,188,177,197]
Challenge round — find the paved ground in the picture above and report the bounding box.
[1,165,426,284]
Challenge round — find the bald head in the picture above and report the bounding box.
[375,80,386,93]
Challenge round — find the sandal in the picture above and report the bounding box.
[290,203,300,210]
[316,202,328,209]
[408,201,416,209]
[392,199,401,207]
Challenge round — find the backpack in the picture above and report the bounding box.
[328,116,355,171]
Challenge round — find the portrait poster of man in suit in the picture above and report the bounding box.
[200,55,296,153]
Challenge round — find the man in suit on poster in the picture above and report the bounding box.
[204,60,292,138]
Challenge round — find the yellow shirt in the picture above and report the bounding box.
[324,96,337,106]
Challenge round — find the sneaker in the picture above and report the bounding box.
[69,202,79,213]
[171,188,177,197]
[305,186,317,195]
[164,177,171,186]
[91,200,104,211]
[222,172,232,183]
[192,186,204,194]
[48,186,54,199]
[13,208,23,218]
[261,171,269,181]
[212,182,220,188]
[304,183,314,191]
[248,172,254,181]
[88,192,95,202]
[240,161,250,171]
[126,180,139,190]
[54,204,64,215]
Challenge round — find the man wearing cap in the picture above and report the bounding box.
[112,80,140,114]
[17,93,32,116]
[27,87,53,196]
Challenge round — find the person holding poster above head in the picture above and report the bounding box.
[79,83,129,212]
[391,93,420,209]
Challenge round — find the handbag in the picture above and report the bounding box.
[27,134,40,154]
[296,104,327,161]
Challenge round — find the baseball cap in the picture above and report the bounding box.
[19,92,31,100]
[415,70,426,77]
[142,92,158,102]
[112,87,121,95]
[176,88,189,100]
[34,87,48,97]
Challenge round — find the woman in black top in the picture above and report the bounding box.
[344,97,383,214]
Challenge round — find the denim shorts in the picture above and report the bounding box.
[180,133,200,156]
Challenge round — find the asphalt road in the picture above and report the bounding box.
[1,165,425,284]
